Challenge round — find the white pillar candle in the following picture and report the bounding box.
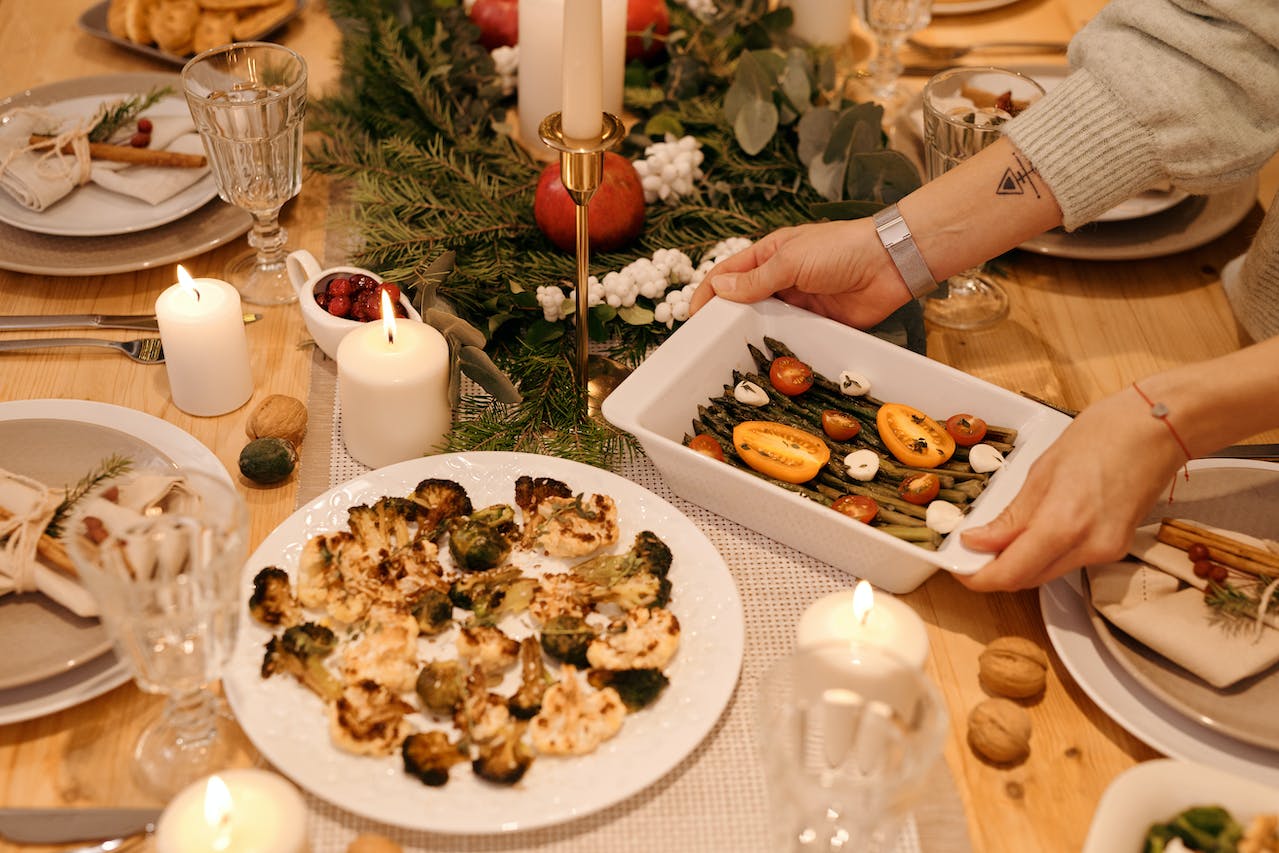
[797,580,930,669]
[518,0,625,154]
[336,291,451,469]
[154,769,308,853]
[155,265,253,417]
[783,0,855,48]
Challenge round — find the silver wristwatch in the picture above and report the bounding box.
[873,204,938,299]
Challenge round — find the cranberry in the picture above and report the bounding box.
[326,294,352,318]
[1192,559,1216,579]
[1209,564,1229,584]
[1187,543,1210,562]
[129,131,151,148]
[137,117,153,133]
[315,291,330,309]
[378,282,401,303]
[327,277,354,298]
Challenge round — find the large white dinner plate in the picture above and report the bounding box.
[1042,569,1279,788]
[0,73,219,237]
[0,399,227,718]
[224,451,746,835]
[1082,759,1279,853]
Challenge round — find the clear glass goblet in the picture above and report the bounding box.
[66,467,249,800]
[861,0,932,108]
[756,641,948,852]
[921,66,1046,329]
[182,42,308,306]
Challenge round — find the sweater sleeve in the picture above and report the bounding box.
[1003,0,1279,229]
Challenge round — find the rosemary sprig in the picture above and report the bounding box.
[88,86,173,143]
[45,454,133,538]
[1203,576,1279,631]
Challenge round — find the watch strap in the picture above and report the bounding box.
[873,204,938,299]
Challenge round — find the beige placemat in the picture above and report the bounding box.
[287,363,974,853]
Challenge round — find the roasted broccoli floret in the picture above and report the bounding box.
[410,587,454,635]
[347,496,422,556]
[509,637,550,719]
[587,667,670,711]
[249,566,301,627]
[415,659,466,716]
[449,565,537,624]
[410,478,473,539]
[572,530,674,609]
[261,622,342,701]
[540,613,596,667]
[401,730,468,786]
[472,720,533,785]
[447,504,519,571]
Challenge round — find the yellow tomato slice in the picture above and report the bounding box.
[876,403,956,468]
[732,421,831,484]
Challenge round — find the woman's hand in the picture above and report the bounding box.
[687,218,914,329]
[958,389,1187,591]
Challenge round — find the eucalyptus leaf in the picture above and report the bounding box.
[645,113,685,138]
[796,106,836,167]
[778,50,812,116]
[735,50,777,98]
[846,150,922,204]
[523,319,564,347]
[459,345,523,403]
[425,307,487,349]
[734,98,779,156]
[808,150,848,201]
[723,78,752,124]
[843,102,886,154]
[617,304,655,325]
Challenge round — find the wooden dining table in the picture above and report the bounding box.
[1,0,1276,851]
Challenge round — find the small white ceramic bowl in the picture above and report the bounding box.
[287,250,424,360]
[601,297,1072,593]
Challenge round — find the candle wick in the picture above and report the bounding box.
[193,286,202,302]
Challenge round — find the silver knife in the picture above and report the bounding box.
[0,313,263,332]
[0,807,162,844]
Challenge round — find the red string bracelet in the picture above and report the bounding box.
[1132,381,1191,500]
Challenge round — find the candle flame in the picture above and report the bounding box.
[202,775,234,851]
[380,289,397,344]
[176,264,200,302]
[852,579,874,626]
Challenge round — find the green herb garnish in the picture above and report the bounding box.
[44,454,133,538]
[87,87,172,143]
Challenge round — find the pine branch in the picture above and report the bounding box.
[45,454,133,538]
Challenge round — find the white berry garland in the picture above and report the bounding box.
[633,134,705,204]
[535,237,752,328]
[490,45,518,97]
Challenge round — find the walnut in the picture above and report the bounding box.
[979,636,1048,699]
[247,393,308,448]
[967,698,1031,765]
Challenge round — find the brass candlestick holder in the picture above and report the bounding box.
[538,111,629,417]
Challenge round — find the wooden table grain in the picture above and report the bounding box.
[0,1,1274,851]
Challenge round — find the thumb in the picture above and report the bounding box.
[960,506,1023,553]
[712,265,788,305]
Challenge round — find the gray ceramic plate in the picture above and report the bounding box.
[0,400,224,695]
[1084,461,1279,751]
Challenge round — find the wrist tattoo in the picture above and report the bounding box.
[993,151,1042,199]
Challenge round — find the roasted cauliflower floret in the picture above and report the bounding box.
[329,679,414,756]
[249,566,302,627]
[522,493,620,558]
[529,665,625,755]
[528,571,595,624]
[347,496,422,557]
[586,606,680,671]
[454,666,512,744]
[456,624,520,679]
[340,604,421,693]
[297,530,372,623]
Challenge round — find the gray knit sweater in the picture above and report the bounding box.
[1004,0,1279,341]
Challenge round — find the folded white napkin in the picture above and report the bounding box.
[0,104,209,212]
[0,470,98,618]
[1087,523,1279,689]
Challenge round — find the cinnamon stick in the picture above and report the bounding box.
[28,135,206,169]
[1156,517,1279,578]
[0,506,79,579]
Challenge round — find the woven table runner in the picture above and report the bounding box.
[293,351,974,853]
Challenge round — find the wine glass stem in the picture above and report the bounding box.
[870,36,903,100]
[164,686,222,751]
[248,209,289,270]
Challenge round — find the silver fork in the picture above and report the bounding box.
[906,37,1069,60]
[0,337,165,363]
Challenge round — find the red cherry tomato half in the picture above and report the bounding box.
[897,472,941,505]
[945,413,988,447]
[821,409,862,441]
[832,494,878,524]
[769,356,814,396]
[687,433,726,462]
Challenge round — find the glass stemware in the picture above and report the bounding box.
[756,641,948,852]
[861,0,932,109]
[182,42,308,306]
[920,66,1046,329]
[65,467,249,799]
